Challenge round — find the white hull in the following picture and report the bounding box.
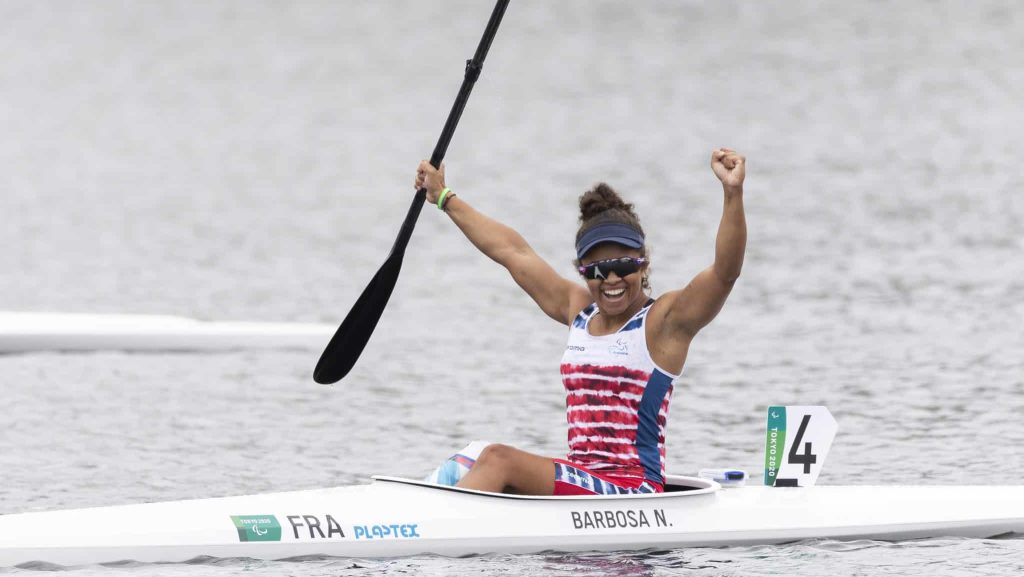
[2,475,1022,567]
[0,312,333,353]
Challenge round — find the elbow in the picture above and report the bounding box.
[714,265,742,286]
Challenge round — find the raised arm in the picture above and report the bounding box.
[416,161,590,325]
[655,149,747,338]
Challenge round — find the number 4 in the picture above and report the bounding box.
[788,414,817,474]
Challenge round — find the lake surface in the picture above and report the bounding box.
[2,0,1022,574]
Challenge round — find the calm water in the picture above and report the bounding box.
[2,0,1023,574]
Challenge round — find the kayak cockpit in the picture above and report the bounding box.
[370,473,719,500]
[663,474,717,492]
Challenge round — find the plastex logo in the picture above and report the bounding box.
[231,515,282,542]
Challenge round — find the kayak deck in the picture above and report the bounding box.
[1,475,1023,567]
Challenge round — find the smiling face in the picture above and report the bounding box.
[578,242,649,318]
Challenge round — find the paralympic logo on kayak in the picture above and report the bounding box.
[230,515,283,542]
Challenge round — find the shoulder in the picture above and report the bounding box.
[644,292,694,374]
[646,291,678,325]
[646,289,695,340]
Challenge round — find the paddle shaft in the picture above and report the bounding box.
[314,0,510,384]
[393,0,508,257]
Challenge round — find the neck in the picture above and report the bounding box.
[592,297,647,334]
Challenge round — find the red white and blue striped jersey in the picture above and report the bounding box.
[559,299,678,486]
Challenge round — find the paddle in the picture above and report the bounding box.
[314,0,511,384]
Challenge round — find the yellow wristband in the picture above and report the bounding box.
[441,192,456,211]
[437,188,452,210]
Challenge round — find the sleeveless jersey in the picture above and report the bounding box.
[559,299,678,486]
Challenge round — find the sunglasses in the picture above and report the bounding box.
[577,257,648,280]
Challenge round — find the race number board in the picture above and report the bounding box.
[763,406,837,487]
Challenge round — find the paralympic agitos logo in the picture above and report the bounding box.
[231,515,282,542]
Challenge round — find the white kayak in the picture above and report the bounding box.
[0,311,334,353]
[2,474,1023,567]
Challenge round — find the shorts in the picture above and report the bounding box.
[552,459,663,496]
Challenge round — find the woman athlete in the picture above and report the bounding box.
[415,148,746,496]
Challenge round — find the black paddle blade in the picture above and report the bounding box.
[313,254,403,384]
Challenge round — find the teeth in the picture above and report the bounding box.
[604,288,625,297]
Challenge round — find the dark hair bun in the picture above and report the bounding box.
[578,183,635,222]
